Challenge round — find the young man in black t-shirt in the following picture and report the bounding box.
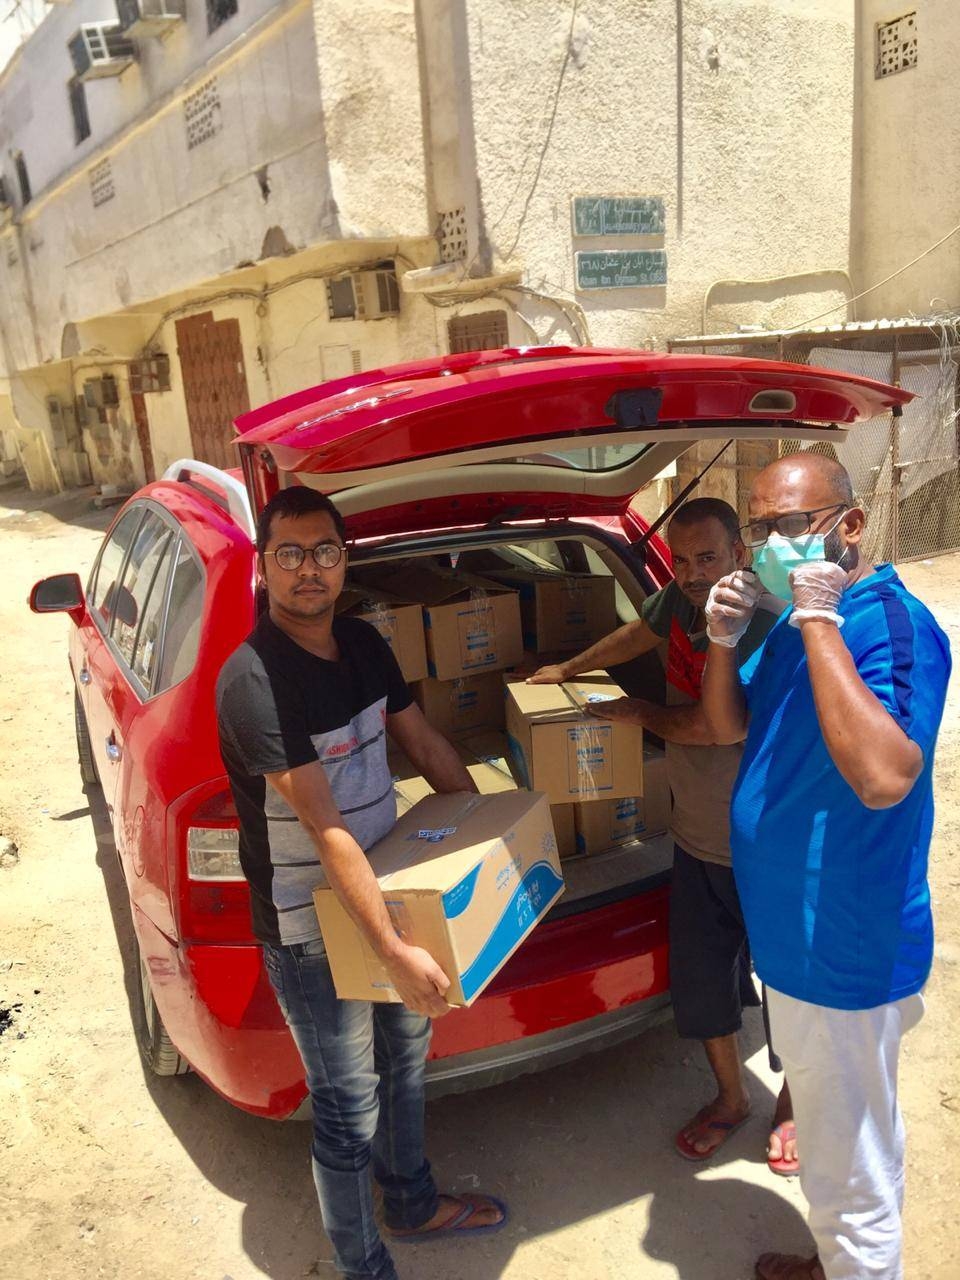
[217,487,506,1280]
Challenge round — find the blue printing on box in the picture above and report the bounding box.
[457,860,564,1003]
[505,731,531,788]
[441,864,483,919]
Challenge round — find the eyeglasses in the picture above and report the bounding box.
[739,504,848,548]
[264,542,346,571]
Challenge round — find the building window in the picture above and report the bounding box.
[206,0,238,35]
[13,152,31,206]
[447,310,509,354]
[876,11,917,78]
[68,79,91,145]
[326,277,357,320]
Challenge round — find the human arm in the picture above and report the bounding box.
[527,617,664,683]
[787,563,925,808]
[266,760,451,1016]
[586,696,717,745]
[386,702,478,794]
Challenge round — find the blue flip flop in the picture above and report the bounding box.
[388,1193,509,1243]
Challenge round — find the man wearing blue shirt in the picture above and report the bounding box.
[702,453,951,1280]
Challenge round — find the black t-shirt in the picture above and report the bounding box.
[216,613,412,946]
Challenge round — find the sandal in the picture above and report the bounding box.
[388,1192,508,1243]
[767,1120,800,1177]
[674,1105,750,1162]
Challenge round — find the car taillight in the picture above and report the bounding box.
[178,788,255,944]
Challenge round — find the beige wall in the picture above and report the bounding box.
[464,0,856,342]
[852,1,959,319]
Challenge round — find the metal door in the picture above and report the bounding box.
[176,311,251,470]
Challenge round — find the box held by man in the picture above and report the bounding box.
[313,790,564,1006]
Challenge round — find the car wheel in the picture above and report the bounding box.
[135,939,190,1077]
[74,691,100,788]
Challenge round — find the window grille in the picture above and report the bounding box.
[90,158,115,208]
[876,11,917,78]
[438,207,468,263]
[184,78,222,150]
[447,310,509,354]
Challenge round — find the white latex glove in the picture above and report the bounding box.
[705,569,761,648]
[788,561,847,629]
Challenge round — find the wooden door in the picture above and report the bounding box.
[175,311,251,470]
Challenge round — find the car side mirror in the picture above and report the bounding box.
[30,573,86,623]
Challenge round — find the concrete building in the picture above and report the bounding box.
[0,0,858,492]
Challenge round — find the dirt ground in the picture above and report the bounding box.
[1,483,957,1280]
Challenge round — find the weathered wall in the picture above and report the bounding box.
[464,0,855,342]
[852,1,957,318]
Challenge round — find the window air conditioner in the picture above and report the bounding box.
[116,0,185,39]
[353,269,401,320]
[68,24,136,81]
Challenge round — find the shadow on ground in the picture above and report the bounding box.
[83,784,811,1280]
[0,484,115,535]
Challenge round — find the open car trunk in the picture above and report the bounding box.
[344,518,676,911]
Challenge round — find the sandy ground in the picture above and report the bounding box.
[0,484,957,1280]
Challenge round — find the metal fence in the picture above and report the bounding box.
[668,321,960,564]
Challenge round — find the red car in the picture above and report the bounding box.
[30,347,907,1119]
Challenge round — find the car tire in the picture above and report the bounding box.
[74,691,100,788]
[135,938,190,1077]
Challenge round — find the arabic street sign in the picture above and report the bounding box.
[575,250,667,291]
[572,196,665,237]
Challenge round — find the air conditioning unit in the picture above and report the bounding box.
[83,375,120,409]
[68,24,136,81]
[354,268,401,319]
[116,0,185,39]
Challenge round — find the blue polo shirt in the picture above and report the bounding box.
[731,564,951,1010]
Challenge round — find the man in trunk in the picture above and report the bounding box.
[529,496,795,1170]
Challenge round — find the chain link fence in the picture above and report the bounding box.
[668,322,960,564]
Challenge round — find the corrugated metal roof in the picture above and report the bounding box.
[671,315,960,345]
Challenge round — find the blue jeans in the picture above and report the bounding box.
[263,937,439,1280]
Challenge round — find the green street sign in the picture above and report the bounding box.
[575,250,667,290]
[572,196,665,237]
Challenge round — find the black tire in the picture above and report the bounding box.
[134,938,190,1077]
[74,691,100,788]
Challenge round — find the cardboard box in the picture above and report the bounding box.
[412,672,505,737]
[504,672,644,804]
[487,569,617,653]
[551,803,578,860]
[337,585,428,683]
[313,791,565,1005]
[574,746,671,854]
[366,563,523,681]
[390,732,520,812]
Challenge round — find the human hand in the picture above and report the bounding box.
[705,570,760,648]
[526,663,570,684]
[788,561,847,629]
[586,696,641,723]
[384,943,451,1018]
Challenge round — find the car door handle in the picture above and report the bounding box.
[105,737,122,764]
[78,668,91,685]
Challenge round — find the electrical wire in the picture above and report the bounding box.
[787,221,960,332]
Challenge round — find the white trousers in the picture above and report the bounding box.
[766,987,924,1280]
